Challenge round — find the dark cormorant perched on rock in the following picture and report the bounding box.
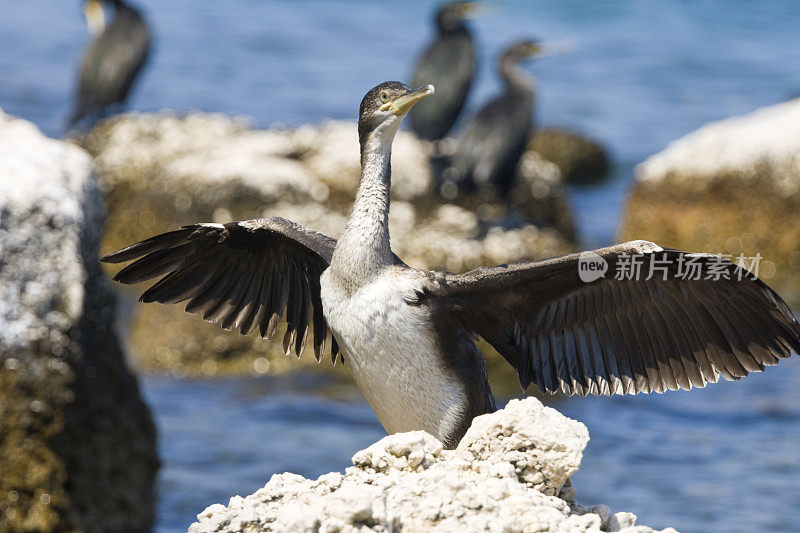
[102,81,800,449]
[410,2,479,141]
[69,0,150,127]
[450,40,546,194]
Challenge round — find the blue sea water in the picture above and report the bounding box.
[2,1,800,531]
[143,361,800,532]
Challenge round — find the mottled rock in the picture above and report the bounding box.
[189,397,676,533]
[82,113,574,376]
[619,99,800,303]
[0,111,158,532]
[529,127,610,185]
[511,149,577,240]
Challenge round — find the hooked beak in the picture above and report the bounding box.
[380,85,436,116]
[456,2,485,18]
[83,0,106,36]
[528,41,577,59]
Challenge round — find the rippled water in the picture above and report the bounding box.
[2,1,800,531]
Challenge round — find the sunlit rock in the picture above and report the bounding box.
[529,127,610,185]
[0,110,158,532]
[189,397,676,533]
[619,98,800,303]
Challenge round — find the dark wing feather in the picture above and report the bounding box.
[421,241,800,395]
[101,217,337,360]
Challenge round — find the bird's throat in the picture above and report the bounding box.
[332,130,395,288]
[500,57,535,96]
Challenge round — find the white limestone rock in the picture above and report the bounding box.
[635,98,800,196]
[620,99,800,304]
[188,398,675,533]
[0,112,95,350]
[85,112,430,204]
[0,110,157,532]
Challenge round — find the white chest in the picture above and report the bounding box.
[319,269,466,442]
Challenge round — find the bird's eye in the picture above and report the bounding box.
[379,91,390,103]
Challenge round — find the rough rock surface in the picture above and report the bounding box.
[189,398,675,533]
[529,127,610,185]
[81,113,575,376]
[619,99,800,303]
[0,110,158,532]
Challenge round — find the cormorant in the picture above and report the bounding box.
[410,2,479,141]
[69,0,150,127]
[102,81,800,449]
[450,40,545,194]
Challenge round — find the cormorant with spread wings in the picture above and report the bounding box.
[103,82,800,448]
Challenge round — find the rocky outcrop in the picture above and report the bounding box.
[82,113,575,376]
[189,397,675,533]
[0,111,158,532]
[529,127,610,185]
[619,99,800,303]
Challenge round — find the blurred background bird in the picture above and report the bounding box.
[449,39,554,195]
[69,0,150,129]
[410,1,480,142]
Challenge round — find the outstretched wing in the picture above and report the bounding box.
[101,217,340,362]
[420,241,800,396]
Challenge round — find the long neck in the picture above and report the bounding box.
[331,130,394,287]
[499,55,535,96]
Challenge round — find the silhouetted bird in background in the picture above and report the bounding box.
[449,40,549,195]
[102,82,800,449]
[69,0,150,128]
[410,2,480,141]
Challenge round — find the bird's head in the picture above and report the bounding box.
[436,2,481,33]
[82,0,106,35]
[358,82,435,153]
[82,0,128,34]
[503,40,545,64]
[502,39,576,64]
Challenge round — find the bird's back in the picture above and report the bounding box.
[410,30,474,140]
[453,89,533,192]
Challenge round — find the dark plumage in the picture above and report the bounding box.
[103,81,800,449]
[410,2,477,141]
[422,245,800,395]
[450,40,542,194]
[101,218,340,363]
[70,0,150,127]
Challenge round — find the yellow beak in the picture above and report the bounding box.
[529,41,577,59]
[83,0,106,35]
[380,85,436,116]
[456,2,484,18]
